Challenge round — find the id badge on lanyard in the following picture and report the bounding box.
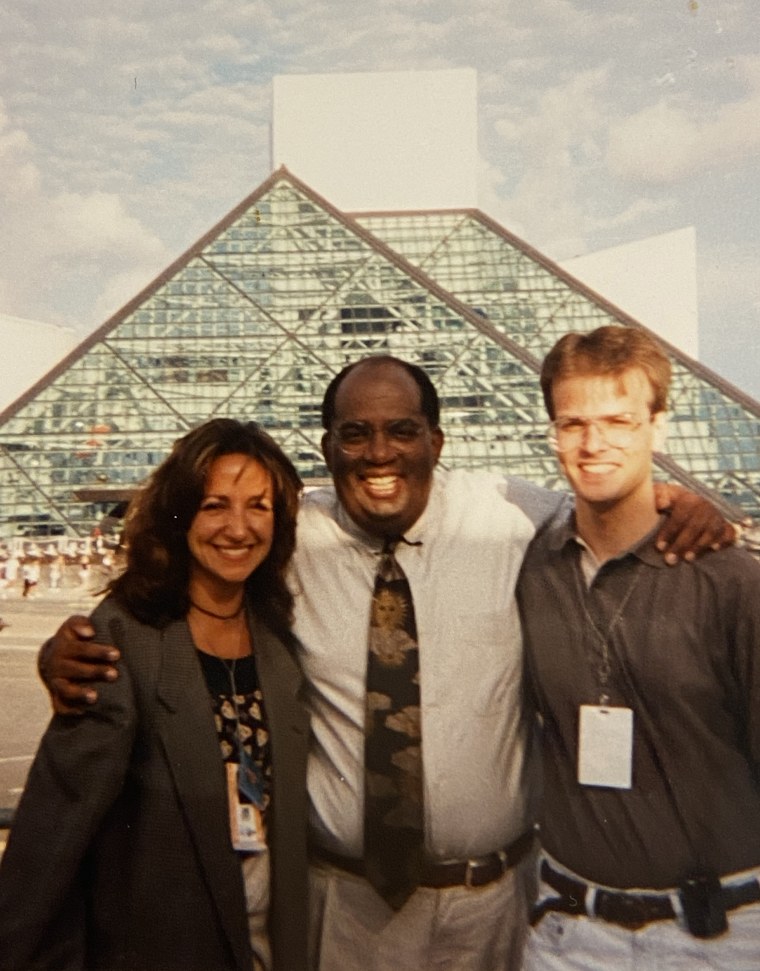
[227,759,267,853]
[575,557,641,789]
[578,704,633,789]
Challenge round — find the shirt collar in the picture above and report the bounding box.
[334,469,444,552]
[548,507,668,570]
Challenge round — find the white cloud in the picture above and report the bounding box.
[0,95,170,329]
[0,0,755,394]
[481,67,611,253]
[596,196,678,232]
[49,192,167,258]
[606,56,760,184]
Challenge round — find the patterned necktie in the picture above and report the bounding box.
[363,537,424,910]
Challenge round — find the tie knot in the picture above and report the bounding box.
[382,538,399,556]
[377,539,404,583]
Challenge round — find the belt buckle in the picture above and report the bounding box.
[464,850,507,888]
[464,858,479,889]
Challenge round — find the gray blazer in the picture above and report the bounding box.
[0,596,310,971]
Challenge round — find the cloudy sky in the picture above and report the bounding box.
[1,0,758,397]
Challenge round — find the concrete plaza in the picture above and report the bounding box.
[0,588,100,839]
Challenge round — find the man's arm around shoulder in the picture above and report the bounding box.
[38,612,122,715]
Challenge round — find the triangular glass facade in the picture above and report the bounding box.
[0,167,758,539]
[359,210,760,517]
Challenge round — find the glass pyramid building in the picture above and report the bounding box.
[1,166,758,539]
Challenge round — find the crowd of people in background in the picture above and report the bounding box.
[0,528,122,599]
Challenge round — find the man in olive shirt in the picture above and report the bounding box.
[518,326,760,969]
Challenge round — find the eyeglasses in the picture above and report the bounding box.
[332,420,427,456]
[547,413,652,452]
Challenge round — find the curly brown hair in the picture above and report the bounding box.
[108,419,302,635]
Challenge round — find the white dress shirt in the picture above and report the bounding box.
[289,469,558,861]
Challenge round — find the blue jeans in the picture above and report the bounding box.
[524,856,760,971]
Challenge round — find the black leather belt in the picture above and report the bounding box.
[534,859,760,931]
[312,829,535,890]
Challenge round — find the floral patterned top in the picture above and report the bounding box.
[196,650,272,815]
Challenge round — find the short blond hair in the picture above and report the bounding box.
[541,326,672,419]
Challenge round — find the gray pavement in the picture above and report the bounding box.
[0,588,102,845]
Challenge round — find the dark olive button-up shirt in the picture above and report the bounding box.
[518,510,760,889]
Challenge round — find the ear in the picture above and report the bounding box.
[431,427,444,463]
[652,411,668,452]
[320,431,334,473]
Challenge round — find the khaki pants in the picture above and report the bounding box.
[308,853,536,971]
[241,849,272,971]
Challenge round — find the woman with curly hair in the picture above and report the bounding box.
[0,419,310,971]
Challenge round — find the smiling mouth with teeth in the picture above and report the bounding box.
[363,475,399,497]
